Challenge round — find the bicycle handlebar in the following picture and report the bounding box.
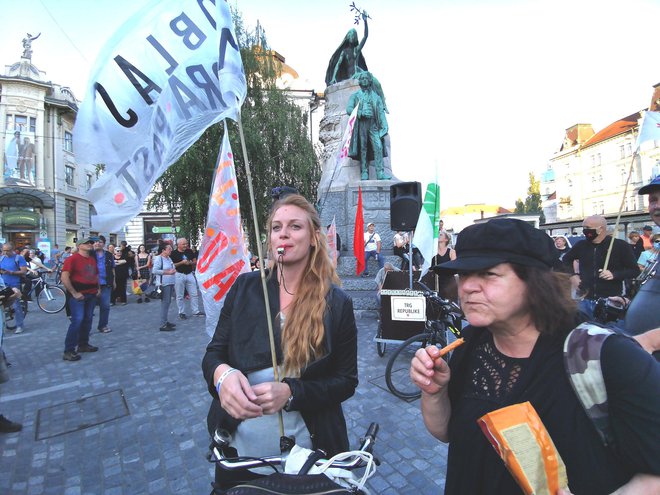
[211,422,379,472]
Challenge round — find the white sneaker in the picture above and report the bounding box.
[15,327,23,334]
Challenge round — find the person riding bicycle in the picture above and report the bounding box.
[410,218,660,494]
[202,194,358,491]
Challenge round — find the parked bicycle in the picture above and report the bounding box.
[385,283,463,400]
[209,423,379,494]
[20,271,66,314]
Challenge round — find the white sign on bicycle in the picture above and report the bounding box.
[390,296,426,322]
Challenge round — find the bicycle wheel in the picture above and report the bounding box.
[37,285,66,313]
[385,326,448,400]
[385,333,431,400]
[376,321,387,357]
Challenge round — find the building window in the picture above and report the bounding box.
[65,165,75,186]
[65,199,77,224]
[29,117,36,133]
[626,143,632,156]
[14,115,27,131]
[64,131,73,152]
[620,145,625,159]
[88,204,95,225]
[86,173,93,191]
[597,153,601,165]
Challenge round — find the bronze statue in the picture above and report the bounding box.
[346,72,390,180]
[325,12,369,86]
[22,33,40,60]
[325,10,388,112]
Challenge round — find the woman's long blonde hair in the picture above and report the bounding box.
[266,194,340,375]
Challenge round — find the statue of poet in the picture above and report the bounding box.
[346,72,390,180]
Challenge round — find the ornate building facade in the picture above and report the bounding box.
[0,49,127,255]
[541,83,660,235]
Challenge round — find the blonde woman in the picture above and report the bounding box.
[202,194,358,490]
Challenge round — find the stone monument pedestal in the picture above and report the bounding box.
[318,80,397,259]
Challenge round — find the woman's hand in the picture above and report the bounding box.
[252,382,292,414]
[410,345,451,395]
[216,369,263,420]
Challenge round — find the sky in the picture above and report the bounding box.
[2,0,660,210]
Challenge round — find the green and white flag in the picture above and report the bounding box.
[415,178,441,278]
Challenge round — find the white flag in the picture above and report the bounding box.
[196,125,250,337]
[635,111,660,150]
[327,216,338,267]
[74,0,246,233]
[414,178,441,278]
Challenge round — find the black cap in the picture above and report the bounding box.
[638,175,660,195]
[432,218,555,274]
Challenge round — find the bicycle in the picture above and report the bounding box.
[385,283,463,401]
[209,423,379,494]
[21,271,67,314]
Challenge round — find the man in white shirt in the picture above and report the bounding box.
[362,222,384,276]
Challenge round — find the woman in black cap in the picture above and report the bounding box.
[410,218,660,494]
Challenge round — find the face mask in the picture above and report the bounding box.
[654,241,660,250]
[583,228,599,242]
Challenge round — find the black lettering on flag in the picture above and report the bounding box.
[94,82,138,128]
[218,27,238,71]
[114,55,163,105]
[147,35,179,75]
[170,12,206,50]
[153,106,173,140]
[186,64,225,109]
[132,145,156,182]
[115,159,142,197]
[196,0,217,30]
[168,74,207,119]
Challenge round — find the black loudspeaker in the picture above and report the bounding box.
[390,182,422,230]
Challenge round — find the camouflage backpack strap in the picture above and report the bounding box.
[563,322,616,447]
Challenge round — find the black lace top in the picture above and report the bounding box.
[463,336,527,404]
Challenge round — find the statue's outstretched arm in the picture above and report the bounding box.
[357,12,368,54]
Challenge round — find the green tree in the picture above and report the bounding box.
[148,10,320,248]
[514,172,546,224]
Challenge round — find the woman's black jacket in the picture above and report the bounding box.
[202,269,358,456]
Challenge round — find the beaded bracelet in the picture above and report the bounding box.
[215,367,239,395]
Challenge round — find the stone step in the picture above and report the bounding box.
[336,253,404,277]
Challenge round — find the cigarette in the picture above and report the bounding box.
[436,338,465,359]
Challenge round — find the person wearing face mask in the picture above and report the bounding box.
[562,215,639,318]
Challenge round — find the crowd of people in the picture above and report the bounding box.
[2,177,658,494]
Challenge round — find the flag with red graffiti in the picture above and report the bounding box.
[196,124,250,337]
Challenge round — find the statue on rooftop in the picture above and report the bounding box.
[22,33,41,60]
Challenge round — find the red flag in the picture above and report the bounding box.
[353,187,365,275]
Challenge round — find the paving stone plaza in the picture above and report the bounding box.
[0,293,448,494]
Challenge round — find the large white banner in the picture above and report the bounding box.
[74,0,246,233]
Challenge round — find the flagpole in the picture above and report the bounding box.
[603,150,637,271]
[236,111,285,439]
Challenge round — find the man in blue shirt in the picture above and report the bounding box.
[0,243,28,334]
[94,236,114,334]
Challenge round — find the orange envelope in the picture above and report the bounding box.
[478,401,568,495]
